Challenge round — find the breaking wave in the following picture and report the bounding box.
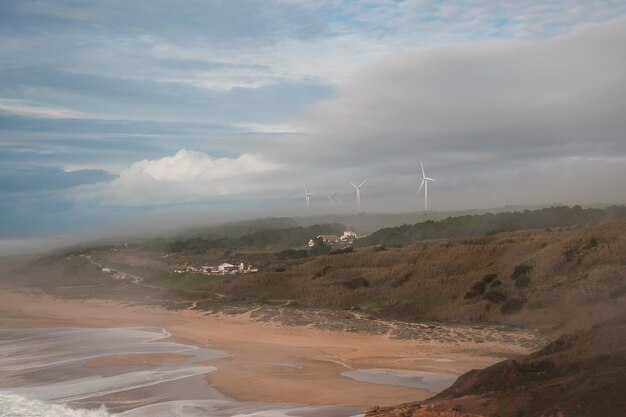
[0,391,114,417]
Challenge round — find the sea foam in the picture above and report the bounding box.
[0,391,114,417]
[0,328,362,417]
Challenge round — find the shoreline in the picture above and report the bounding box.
[0,289,544,407]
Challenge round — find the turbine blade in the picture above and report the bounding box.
[358,179,367,188]
[418,180,425,194]
[349,181,358,189]
[426,177,436,181]
[421,162,425,179]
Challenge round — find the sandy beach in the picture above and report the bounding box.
[0,290,542,408]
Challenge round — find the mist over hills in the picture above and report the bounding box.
[46,205,626,257]
[358,205,626,247]
[34,204,623,256]
[4,204,626,417]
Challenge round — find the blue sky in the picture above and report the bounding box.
[2,1,626,237]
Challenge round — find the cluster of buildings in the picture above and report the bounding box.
[308,230,366,247]
[174,262,258,276]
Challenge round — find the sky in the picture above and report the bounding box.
[1,0,626,238]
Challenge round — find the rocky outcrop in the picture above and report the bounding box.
[366,316,626,417]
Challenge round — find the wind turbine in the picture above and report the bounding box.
[327,192,337,206]
[417,162,435,211]
[304,185,313,213]
[349,179,367,212]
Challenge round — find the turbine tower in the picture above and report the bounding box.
[304,185,313,213]
[327,192,337,207]
[349,179,367,213]
[417,162,435,211]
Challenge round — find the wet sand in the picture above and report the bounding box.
[85,352,193,368]
[0,290,541,407]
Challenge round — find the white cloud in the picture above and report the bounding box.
[0,99,88,119]
[80,149,281,205]
[123,149,275,181]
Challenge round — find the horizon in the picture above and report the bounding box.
[1,1,626,240]
[1,202,620,256]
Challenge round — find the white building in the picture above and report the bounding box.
[318,234,340,243]
[340,230,367,242]
[176,262,257,276]
[218,263,239,274]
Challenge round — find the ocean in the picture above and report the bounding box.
[0,327,363,417]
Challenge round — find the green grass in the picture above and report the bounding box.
[148,272,225,290]
[262,299,299,306]
[95,259,164,280]
[359,299,394,312]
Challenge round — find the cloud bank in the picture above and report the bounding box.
[76,17,626,213]
[2,2,626,235]
[266,17,626,209]
[81,149,281,205]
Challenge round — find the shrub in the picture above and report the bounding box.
[511,264,532,288]
[275,267,286,272]
[583,237,598,249]
[312,265,331,279]
[343,277,370,289]
[482,273,497,283]
[464,281,487,299]
[373,245,386,252]
[511,264,532,280]
[484,290,507,303]
[464,290,478,299]
[515,275,531,288]
[330,246,354,255]
[490,279,502,287]
[309,237,331,255]
[392,273,411,288]
[501,298,525,314]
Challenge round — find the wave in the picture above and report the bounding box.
[0,391,114,417]
[0,392,365,417]
[0,328,362,417]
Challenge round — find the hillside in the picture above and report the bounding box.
[294,207,526,234]
[164,223,346,252]
[357,205,626,248]
[9,221,625,333]
[366,315,626,417]
[195,221,626,330]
